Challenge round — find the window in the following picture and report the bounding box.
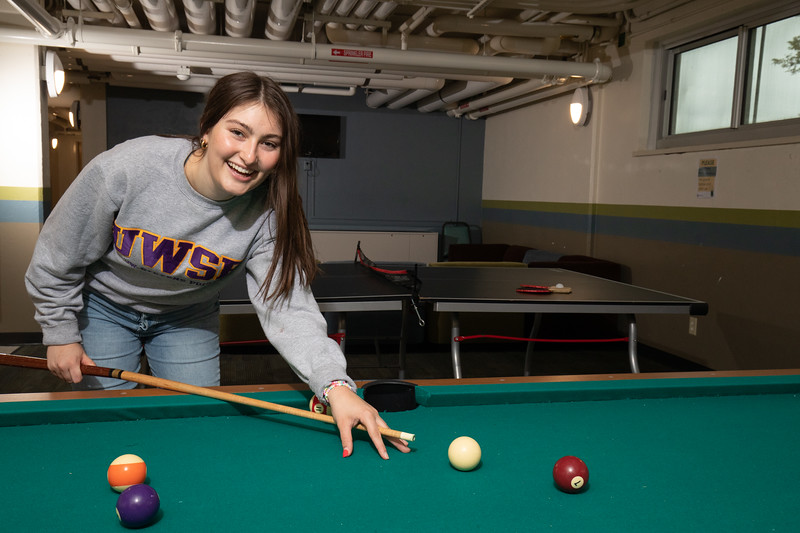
[658,10,800,148]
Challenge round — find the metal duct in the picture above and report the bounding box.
[362,1,396,32]
[387,88,437,109]
[139,0,179,32]
[265,0,303,41]
[90,0,125,26]
[225,0,255,38]
[325,24,480,55]
[183,0,216,35]
[6,0,64,38]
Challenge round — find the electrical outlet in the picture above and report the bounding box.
[303,160,312,171]
[688,317,698,336]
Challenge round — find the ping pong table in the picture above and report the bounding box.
[220,262,708,379]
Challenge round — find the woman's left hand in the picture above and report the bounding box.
[326,386,412,459]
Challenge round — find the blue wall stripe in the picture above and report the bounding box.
[0,200,45,223]
[483,207,800,257]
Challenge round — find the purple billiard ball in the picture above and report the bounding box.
[116,484,160,528]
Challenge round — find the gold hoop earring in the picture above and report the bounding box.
[200,138,208,150]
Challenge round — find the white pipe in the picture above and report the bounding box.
[366,88,404,108]
[387,88,437,109]
[427,15,596,41]
[112,0,142,29]
[487,36,579,56]
[362,1,396,32]
[183,0,216,35]
[225,0,255,38]
[325,24,479,55]
[266,0,304,41]
[139,0,179,32]
[90,0,124,26]
[449,78,558,117]
[416,78,512,113]
[349,0,378,29]
[6,0,64,38]
[0,24,613,82]
[464,81,584,119]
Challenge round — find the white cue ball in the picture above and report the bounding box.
[448,436,481,471]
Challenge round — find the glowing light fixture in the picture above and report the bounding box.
[45,50,65,98]
[51,137,58,149]
[69,100,80,128]
[569,87,591,126]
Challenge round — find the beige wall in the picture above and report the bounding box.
[481,0,800,370]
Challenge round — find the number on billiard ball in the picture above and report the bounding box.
[553,456,589,493]
[116,484,160,528]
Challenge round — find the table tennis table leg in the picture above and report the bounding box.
[451,312,463,379]
[337,314,346,353]
[627,315,640,373]
[398,300,408,379]
[523,313,543,376]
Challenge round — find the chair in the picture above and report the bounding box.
[439,221,471,261]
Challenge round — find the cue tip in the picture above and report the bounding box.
[400,432,416,442]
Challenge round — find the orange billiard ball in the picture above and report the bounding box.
[108,454,147,492]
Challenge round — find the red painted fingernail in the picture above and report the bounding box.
[342,448,351,458]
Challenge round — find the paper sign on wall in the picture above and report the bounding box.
[697,159,716,199]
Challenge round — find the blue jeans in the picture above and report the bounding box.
[75,291,221,390]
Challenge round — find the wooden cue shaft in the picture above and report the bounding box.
[0,353,415,442]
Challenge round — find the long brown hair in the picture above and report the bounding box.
[195,72,316,302]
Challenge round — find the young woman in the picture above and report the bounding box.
[25,72,409,459]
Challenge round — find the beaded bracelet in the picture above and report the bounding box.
[322,379,355,405]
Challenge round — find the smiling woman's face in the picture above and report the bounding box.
[188,102,283,201]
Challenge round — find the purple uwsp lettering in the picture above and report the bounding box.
[113,225,141,258]
[141,232,193,275]
[186,247,219,281]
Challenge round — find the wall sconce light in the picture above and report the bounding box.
[51,137,58,149]
[45,50,65,98]
[569,87,591,127]
[69,100,80,128]
[176,66,191,81]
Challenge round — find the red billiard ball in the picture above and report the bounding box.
[553,456,589,493]
[116,484,160,528]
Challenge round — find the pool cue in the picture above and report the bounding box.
[0,353,415,442]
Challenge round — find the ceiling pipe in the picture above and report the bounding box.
[0,23,613,83]
[448,78,559,118]
[225,0,255,38]
[325,24,479,55]
[387,88,438,109]
[265,0,303,41]
[139,0,179,32]
[362,1,396,32]
[487,35,580,56]
[112,0,142,29]
[348,0,378,30]
[6,0,64,38]
[464,81,587,119]
[89,0,125,26]
[366,88,404,108]
[183,0,216,35]
[426,15,616,42]
[416,78,512,113]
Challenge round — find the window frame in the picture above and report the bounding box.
[654,6,800,151]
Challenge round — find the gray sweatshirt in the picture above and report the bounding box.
[25,136,352,398]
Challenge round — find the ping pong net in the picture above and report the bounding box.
[354,242,424,326]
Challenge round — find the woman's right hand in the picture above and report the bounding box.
[47,343,96,384]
